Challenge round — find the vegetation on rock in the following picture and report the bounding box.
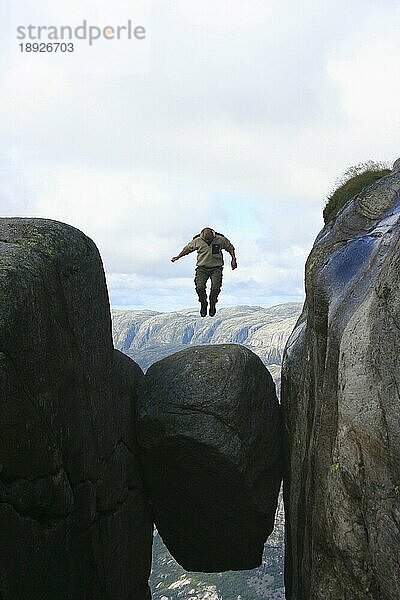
[323,160,391,223]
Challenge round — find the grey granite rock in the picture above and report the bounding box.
[137,343,282,572]
[0,218,152,599]
[282,171,400,599]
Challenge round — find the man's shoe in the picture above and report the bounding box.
[209,298,216,317]
[200,301,208,317]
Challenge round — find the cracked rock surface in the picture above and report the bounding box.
[282,171,400,599]
[0,218,153,600]
[137,344,282,572]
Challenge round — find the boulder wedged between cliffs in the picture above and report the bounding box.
[0,217,284,598]
[137,343,283,572]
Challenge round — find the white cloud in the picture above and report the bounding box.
[327,31,400,133]
[1,0,399,310]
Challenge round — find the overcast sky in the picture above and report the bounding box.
[1,1,399,311]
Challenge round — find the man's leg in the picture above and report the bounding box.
[209,267,223,316]
[194,267,210,317]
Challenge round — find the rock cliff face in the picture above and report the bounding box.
[0,217,286,598]
[0,219,152,600]
[137,344,282,573]
[282,170,400,598]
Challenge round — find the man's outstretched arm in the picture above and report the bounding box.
[171,245,193,262]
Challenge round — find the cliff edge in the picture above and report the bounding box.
[282,166,400,599]
[0,218,153,600]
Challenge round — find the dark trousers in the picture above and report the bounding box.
[194,266,223,303]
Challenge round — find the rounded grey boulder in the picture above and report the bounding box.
[137,343,282,572]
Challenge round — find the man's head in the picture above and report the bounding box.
[201,227,214,243]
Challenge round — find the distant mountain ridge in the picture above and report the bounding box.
[111,303,302,381]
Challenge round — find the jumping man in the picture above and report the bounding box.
[171,227,237,317]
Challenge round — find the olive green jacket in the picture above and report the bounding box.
[183,231,235,267]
